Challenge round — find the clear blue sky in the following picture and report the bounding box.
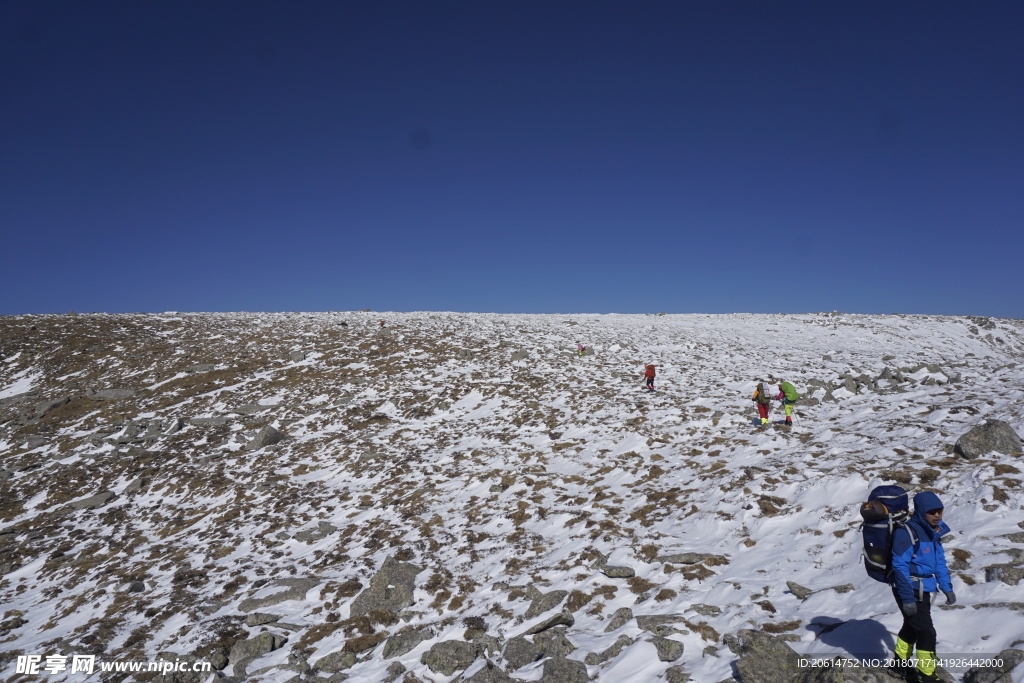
[2,1,1022,318]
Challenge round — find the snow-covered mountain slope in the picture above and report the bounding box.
[1,312,1022,682]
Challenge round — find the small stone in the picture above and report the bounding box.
[654,553,709,565]
[245,613,281,627]
[786,581,814,600]
[601,565,635,579]
[604,607,633,632]
[420,640,480,676]
[522,612,574,635]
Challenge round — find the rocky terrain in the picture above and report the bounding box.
[1,311,1022,682]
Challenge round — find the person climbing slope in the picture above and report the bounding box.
[643,364,656,391]
[888,491,956,683]
[775,380,799,426]
[752,381,771,425]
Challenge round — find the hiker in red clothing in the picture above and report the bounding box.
[643,364,656,391]
[752,381,771,425]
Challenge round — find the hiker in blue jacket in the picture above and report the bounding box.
[889,491,955,683]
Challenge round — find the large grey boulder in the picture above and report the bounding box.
[349,555,423,617]
[955,420,1022,459]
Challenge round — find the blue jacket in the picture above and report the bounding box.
[890,491,953,602]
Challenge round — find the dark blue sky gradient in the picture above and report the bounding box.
[2,2,1022,316]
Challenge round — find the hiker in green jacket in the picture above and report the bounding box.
[775,381,799,426]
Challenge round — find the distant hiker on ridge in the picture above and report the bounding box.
[888,491,955,683]
[775,380,799,426]
[643,364,656,391]
[577,343,586,357]
[752,381,771,425]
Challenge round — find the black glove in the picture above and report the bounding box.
[944,590,956,605]
[902,601,917,617]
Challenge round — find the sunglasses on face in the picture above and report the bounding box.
[925,509,943,516]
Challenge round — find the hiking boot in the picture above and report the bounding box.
[886,660,913,680]
[914,673,949,683]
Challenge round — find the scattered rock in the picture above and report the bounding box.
[420,640,481,676]
[636,614,686,633]
[185,363,218,373]
[350,555,423,617]
[665,664,691,682]
[525,588,568,619]
[503,636,543,670]
[293,521,338,543]
[34,395,70,418]
[584,634,633,665]
[786,581,814,600]
[189,416,231,427]
[86,388,137,400]
[688,604,721,617]
[600,565,635,579]
[238,577,320,612]
[232,403,278,415]
[314,650,356,674]
[244,613,280,627]
[382,627,433,659]
[533,627,576,657]
[229,632,287,677]
[604,607,633,632]
[67,491,116,511]
[246,425,287,451]
[522,612,574,635]
[985,564,1024,586]
[963,648,1024,683]
[655,552,709,565]
[540,656,589,683]
[651,635,684,662]
[464,659,516,682]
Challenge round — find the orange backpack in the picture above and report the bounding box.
[645,365,656,378]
